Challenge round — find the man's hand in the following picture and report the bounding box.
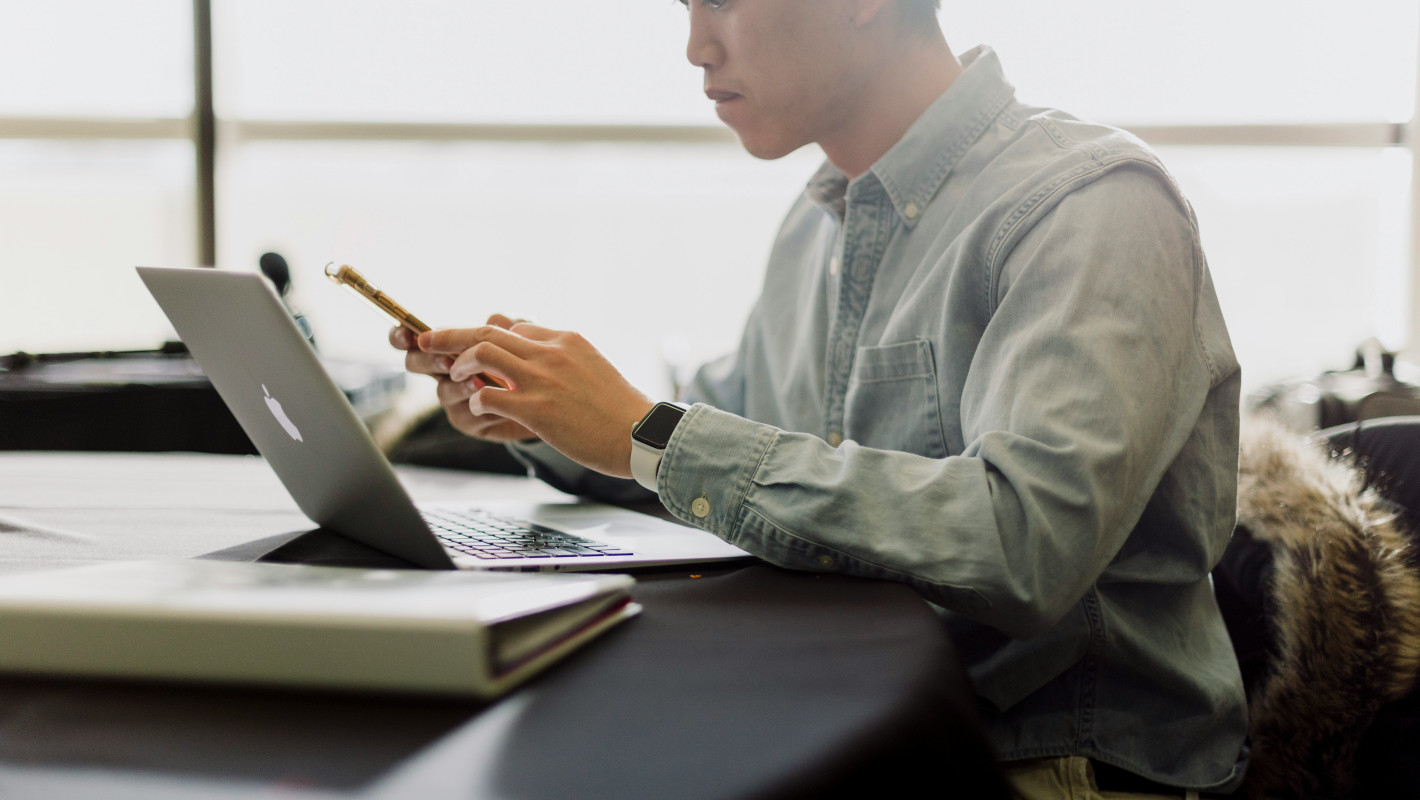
[389,314,539,444]
[416,322,654,478]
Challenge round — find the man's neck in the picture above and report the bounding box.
[820,32,962,179]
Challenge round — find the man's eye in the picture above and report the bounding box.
[675,0,728,8]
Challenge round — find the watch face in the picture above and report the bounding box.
[633,404,685,449]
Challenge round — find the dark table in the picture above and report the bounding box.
[0,452,1008,799]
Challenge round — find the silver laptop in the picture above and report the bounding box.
[137,266,750,572]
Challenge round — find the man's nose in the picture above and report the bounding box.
[685,6,723,70]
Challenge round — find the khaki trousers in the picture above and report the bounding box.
[1004,757,1201,800]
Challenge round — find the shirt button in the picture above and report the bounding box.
[827,432,843,447]
[817,554,835,569]
[828,257,840,276]
[691,496,711,518]
[904,202,919,219]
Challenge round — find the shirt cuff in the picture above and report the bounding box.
[657,403,777,544]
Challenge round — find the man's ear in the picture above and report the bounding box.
[848,0,893,29]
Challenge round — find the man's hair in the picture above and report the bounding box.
[899,0,941,32]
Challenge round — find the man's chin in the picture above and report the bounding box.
[732,131,807,162]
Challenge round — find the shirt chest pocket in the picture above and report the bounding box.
[842,339,950,459]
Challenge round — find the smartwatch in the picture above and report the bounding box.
[630,402,690,492]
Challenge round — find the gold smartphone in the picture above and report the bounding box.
[325,263,508,389]
[325,263,431,334]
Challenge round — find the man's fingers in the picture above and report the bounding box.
[419,325,539,358]
[406,319,542,446]
[440,385,534,443]
[487,313,529,330]
[406,349,454,376]
[507,321,560,342]
[442,391,504,438]
[467,384,520,420]
[466,415,524,441]
[449,341,523,384]
[435,376,476,408]
[389,326,416,350]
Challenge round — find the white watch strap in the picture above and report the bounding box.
[630,440,663,493]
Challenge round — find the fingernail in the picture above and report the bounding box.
[417,331,433,349]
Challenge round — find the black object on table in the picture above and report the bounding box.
[0,348,404,454]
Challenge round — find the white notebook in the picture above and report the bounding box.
[0,559,639,698]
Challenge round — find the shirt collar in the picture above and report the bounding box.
[807,46,1016,227]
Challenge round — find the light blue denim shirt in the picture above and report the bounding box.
[514,46,1247,791]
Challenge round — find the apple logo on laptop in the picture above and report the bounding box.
[263,384,303,442]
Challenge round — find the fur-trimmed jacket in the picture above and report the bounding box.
[1217,418,1420,799]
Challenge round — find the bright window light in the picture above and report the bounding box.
[0,0,192,118]
[0,141,196,354]
[214,0,710,124]
[1159,146,1410,388]
[946,0,1420,125]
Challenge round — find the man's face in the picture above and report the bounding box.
[683,0,865,160]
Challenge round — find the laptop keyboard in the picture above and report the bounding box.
[422,508,634,560]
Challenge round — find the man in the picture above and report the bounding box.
[393,1,1247,796]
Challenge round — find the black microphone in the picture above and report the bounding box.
[259,252,291,296]
[259,252,315,348]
